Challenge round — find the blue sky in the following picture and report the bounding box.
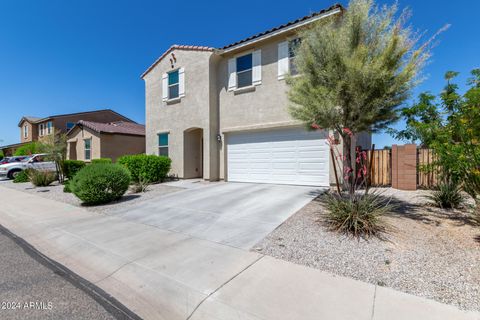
[0,0,478,147]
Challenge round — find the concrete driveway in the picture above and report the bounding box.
[108,181,323,249]
[1,185,478,320]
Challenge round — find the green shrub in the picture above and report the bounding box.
[63,180,72,193]
[62,160,86,179]
[425,181,465,209]
[91,158,112,164]
[323,191,392,238]
[70,163,131,205]
[14,142,40,156]
[118,154,171,183]
[28,170,56,187]
[13,170,30,183]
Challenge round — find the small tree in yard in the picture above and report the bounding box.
[14,142,40,156]
[288,0,438,195]
[38,133,68,183]
[393,70,480,217]
[287,0,443,237]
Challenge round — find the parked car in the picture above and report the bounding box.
[0,156,29,165]
[0,154,57,180]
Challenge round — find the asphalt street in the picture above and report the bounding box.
[0,227,132,320]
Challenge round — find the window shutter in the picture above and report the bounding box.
[179,67,185,97]
[162,73,168,101]
[227,58,236,91]
[252,49,262,85]
[278,41,289,79]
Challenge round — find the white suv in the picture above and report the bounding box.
[0,154,57,180]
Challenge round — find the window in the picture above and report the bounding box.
[39,124,44,136]
[84,139,91,160]
[288,38,301,75]
[168,70,179,99]
[47,121,53,135]
[236,53,253,88]
[158,133,169,156]
[23,125,28,138]
[66,122,75,130]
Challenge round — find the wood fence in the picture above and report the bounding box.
[417,148,440,188]
[366,147,440,189]
[367,149,391,186]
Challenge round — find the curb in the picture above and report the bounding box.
[0,224,143,320]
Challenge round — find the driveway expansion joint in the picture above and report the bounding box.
[186,254,265,320]
[370,285,378,320]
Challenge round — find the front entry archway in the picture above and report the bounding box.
[183,128,203,178]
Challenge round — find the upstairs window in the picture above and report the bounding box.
[168,70,179,99]
[84,138,91,160]
[158,133,169,157]
[288,38,301,76]
[39,124,44,136]
[236,53,253,88]
[162,68,184,102]
[47,121,53,135]
[66,122,75,130]
[23,125,28,138]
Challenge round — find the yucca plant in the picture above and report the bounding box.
[323,191,393,238]
[425,181,465,209]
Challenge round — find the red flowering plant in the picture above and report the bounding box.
[325,133,392,238]
[327,131,371,197]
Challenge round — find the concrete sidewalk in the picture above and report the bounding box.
[0,185,478,320]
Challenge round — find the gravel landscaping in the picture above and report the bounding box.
[255,188,480,311]
[0,180,182,214]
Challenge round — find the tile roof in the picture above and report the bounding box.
[74,120,145,136]
[18,116,42,127]
[18,109,135,127]
[43,109,135,122]
[141,45,214,78]
[220,4,343,50]
[24,116,42,122]
[141,4,342,78]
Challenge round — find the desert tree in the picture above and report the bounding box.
[39,133,68,183]
[288,0,444,195]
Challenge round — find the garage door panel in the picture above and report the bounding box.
[272,162,297,170]
[227,127,330,186]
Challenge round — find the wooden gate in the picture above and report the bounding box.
[367,149,391,186]
[366,146,439,189]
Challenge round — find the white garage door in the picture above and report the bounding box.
[227,127,330,186]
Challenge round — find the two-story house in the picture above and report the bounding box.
[143,4,371,186]
[2,109,135,156]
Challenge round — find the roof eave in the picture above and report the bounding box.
[140,45,214,79]
[219,6,342,55]
[99,131,146,137]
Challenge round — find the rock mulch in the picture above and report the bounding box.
[255,188,480,311]
[0,180,182,214]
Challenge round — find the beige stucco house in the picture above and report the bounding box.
[66,121,145,162]
[1,109,134,156]
[143,4,371,186]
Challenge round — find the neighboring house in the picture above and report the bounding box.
[66,121,145,162]
[2,109,135,156]
[143,3,371,186]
